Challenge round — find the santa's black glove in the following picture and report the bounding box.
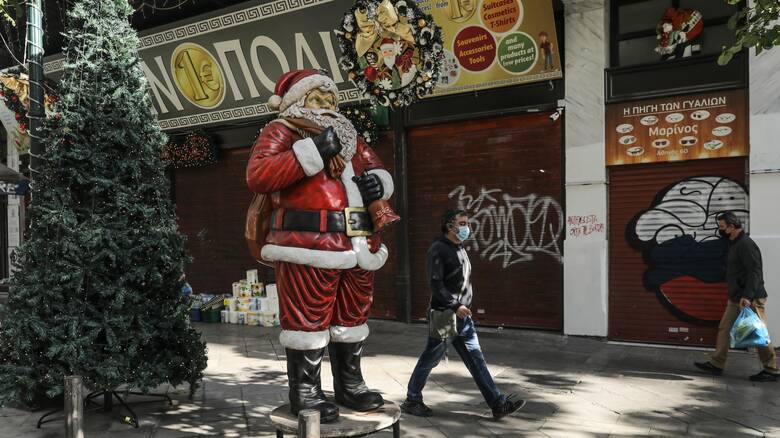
[352,173,384,204]
[312,127,342,161]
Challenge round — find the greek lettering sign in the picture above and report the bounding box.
[605,89,748,166]
[43,0,360,131]
[417,0,562,96]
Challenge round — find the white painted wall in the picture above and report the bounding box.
[748,48,780,343]
[562,0,609,337]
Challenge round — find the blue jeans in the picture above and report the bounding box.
[406,316,503,408]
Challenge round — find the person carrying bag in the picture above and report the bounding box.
[401,209,526,419]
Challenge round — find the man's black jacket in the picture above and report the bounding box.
[427,236,473,311]
[727,232,768,301]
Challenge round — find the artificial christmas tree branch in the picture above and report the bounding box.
[0,0,207,413]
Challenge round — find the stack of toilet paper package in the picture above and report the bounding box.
[221,269,280,327]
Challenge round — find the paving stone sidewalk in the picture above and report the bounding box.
[1,320,779,437]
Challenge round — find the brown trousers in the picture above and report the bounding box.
[710,298,778,373]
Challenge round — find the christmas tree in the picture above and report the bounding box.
[0,0,207,406]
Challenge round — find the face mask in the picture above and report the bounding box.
[718,229,729,239]
[456,225,470,241]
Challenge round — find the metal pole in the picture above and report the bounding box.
[392,107,411,323]
[26,0,45,193]
[297,409,320,438]
[64,376,84,438]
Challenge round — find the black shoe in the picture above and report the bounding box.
[492,395,526,420]
[329,341,384,411]
[286,348,339,423]
[694,361,723,376]
[749,370,779,382]
[400,400,433,417]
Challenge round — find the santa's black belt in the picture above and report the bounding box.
[271,208,373,237]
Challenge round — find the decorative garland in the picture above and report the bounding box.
[0,79,59,153]
[162,130,218,169]
[340,103,379,146]
[0,82,27,132]
[336,0,443,108]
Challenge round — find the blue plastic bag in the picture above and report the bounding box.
[730,306,771,349]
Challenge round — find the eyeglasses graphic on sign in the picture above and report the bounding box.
[679,136,697,146]
[626,146,644,156]
[652,138,670,149]
[640,115,659,126]
[715,113,736,124]
[712,126,732,137]
[703,140,724,151]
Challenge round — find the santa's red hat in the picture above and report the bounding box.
[379,37,395,50]
[267,69,338,112]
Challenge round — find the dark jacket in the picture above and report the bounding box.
[427,236,473,311]
[726,232,768,301]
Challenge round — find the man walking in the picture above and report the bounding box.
[401,209,527,419]
[694,211,779,382]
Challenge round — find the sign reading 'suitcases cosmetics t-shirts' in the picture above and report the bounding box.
[416,0,562,96]
[605,89,748,166]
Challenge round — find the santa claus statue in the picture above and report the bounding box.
[246,69,394,423]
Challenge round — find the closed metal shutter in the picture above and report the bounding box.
[608,157,747,345]
[407,113,564,329]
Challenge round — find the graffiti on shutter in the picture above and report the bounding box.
[448,185,563,268]
[627,176,749,325]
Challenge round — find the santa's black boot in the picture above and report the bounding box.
[286,348,339,423]
[329,341,384,411]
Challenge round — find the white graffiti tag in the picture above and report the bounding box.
[449,186,564,268]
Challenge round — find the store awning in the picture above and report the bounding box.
[0,162,26,183]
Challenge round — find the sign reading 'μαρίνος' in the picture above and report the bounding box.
[605,89,748,166]
[43,0,361,131]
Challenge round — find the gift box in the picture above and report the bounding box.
[247,312,260,326]
[251,282,265,297]
[237,298,252,312]
[246,269,259,284]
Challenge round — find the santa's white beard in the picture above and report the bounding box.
[280,103,358,161]
[383,56,396,69]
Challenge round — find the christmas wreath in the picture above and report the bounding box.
[341,103,379,146]
[162,131,218,169]
[0,82,28,132]
[0,74,59,152]
[336,0,443,108]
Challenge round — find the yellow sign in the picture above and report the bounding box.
[170,43,225,109]
[417,0,562,96]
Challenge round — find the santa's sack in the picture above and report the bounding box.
[245,192,273,268]
[730,306,771,349]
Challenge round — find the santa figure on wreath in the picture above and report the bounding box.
[246,69,395,423]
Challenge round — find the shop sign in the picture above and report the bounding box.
[43,0,360,131]
[605,89,748,166]
[418,0,562,96]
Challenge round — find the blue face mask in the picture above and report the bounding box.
[456,225,470,241]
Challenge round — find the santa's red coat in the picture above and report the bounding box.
[246,120,394,271]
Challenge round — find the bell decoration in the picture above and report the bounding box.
[368,199,401,232]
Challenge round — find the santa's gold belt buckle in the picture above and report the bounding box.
[344,207,372,237]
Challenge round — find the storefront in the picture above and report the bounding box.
[21,0,777,342]
[559,0,780,347]
[406,112,563,328]
[33,0,567,328]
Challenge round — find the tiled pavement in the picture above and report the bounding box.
[1,320,779,437]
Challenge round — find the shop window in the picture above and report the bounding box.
[610,0,739,68]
